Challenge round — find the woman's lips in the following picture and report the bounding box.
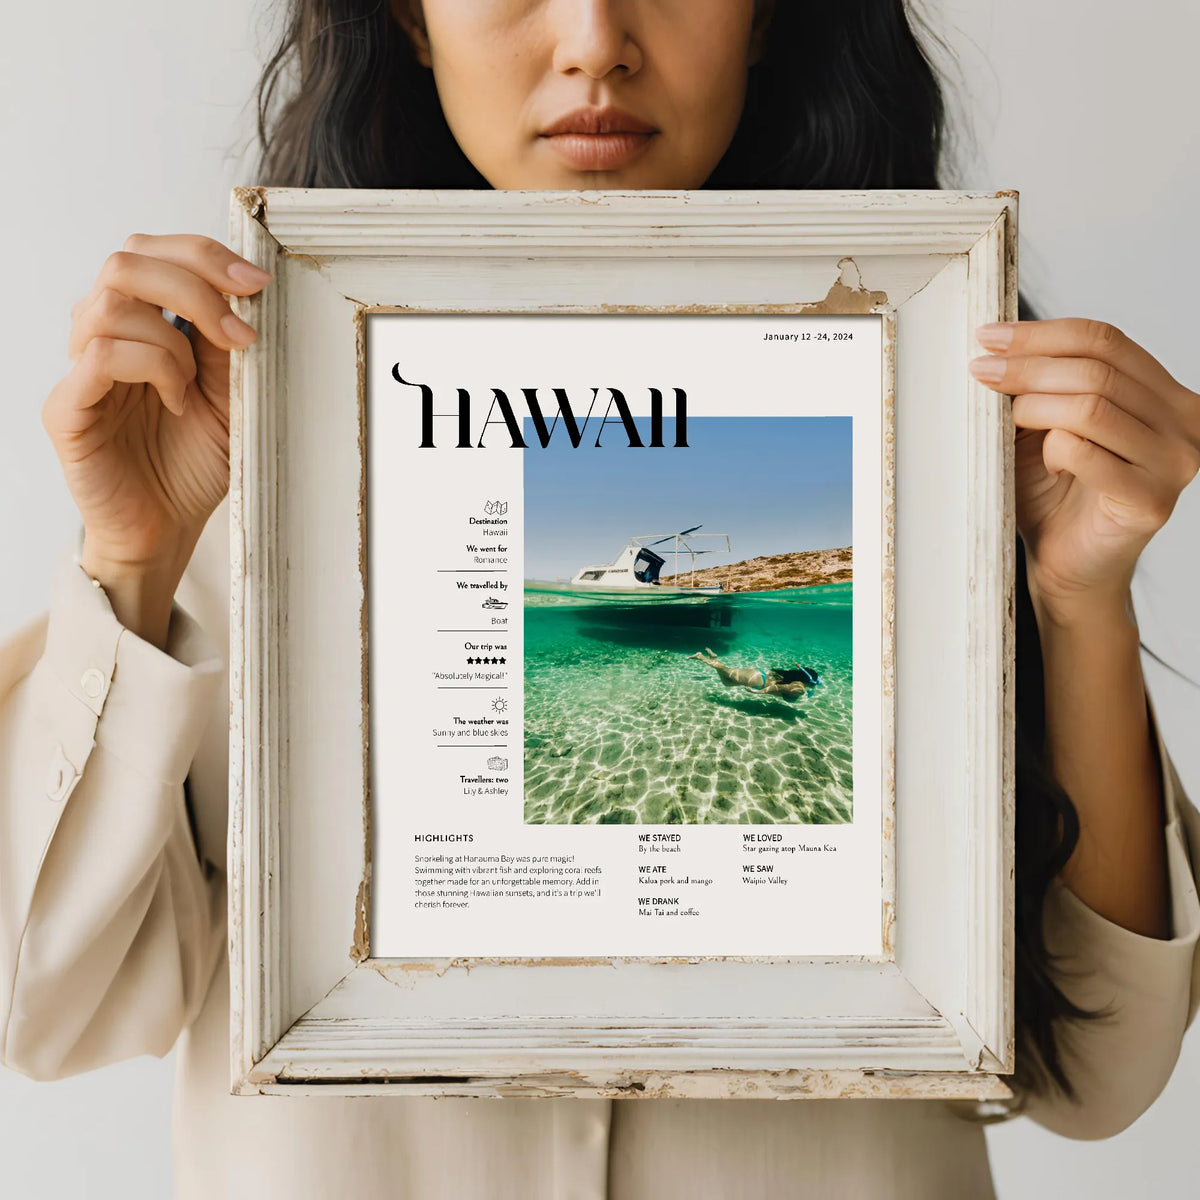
[538,107,658,171]
[540,130,656,171]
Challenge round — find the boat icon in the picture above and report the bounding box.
[482,597,508,610]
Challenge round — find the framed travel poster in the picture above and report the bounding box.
[228,188,1017,1099]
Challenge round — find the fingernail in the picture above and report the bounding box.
[227,261,274,288]
[976,322,1015,350]
[968,355,1006,382]
[221,312,257,346]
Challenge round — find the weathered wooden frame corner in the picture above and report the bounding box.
[228,188,1017,1099]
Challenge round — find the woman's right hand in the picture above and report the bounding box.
[42,234,272,646]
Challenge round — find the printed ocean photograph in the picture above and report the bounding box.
[522,415,854,826]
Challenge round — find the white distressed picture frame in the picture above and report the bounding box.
[228,188,1016,1099]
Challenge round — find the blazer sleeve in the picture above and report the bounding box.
[0,543,226,1081]
[1020,690,1200,1139]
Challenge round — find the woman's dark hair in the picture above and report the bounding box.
[256,0,1104,1102]
[255,0,951,191]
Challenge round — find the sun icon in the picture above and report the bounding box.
[491,697,508,714]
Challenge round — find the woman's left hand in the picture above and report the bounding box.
[969,318,1200,618]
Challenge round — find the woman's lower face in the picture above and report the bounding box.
[394,0,771,189]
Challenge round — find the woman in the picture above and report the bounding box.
[2,2,1199,1197]
[689,648,822,699]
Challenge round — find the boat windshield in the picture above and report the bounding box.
[633,548,665,584]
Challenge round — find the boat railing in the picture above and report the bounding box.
[630,532,731,589]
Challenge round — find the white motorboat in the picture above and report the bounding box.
[526,526,731,604]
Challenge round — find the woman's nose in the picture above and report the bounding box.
[550,0,644,79]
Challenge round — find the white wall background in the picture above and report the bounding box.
[937,2,1200,1196]
[0,1,1196,1195]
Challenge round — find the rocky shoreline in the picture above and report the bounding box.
[661,546,852,593]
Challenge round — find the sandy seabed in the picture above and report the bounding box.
[523,586,854,825]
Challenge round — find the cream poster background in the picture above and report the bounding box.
[367,313,881,958]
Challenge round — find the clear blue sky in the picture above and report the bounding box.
[523,417,852,581]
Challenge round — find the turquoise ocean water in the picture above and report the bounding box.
[523,583,853,825]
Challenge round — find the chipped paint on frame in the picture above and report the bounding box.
[880,310,898,959]
[353,301,372,964]
[801,257,892,315]
[250,1068,1014,1102]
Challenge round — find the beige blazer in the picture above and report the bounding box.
[3,498,1200,1200]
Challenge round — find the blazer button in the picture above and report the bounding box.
[46,743,78,803]
[81,667,108,701]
